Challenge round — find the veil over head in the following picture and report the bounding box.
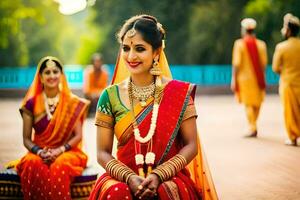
[111,45,172,84]
[21,56,70,117]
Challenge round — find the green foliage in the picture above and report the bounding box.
[244,0,300,61]
[1,0,300,66]
[187,0,249,64]
[88,0,250,64]
[0,0,85,67]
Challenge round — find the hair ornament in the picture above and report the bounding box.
[127,21,138,38]
[46,59,56,68]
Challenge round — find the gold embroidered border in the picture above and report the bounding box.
[95,111,114,129]
[162,180,180,200]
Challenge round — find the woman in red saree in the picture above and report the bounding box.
[89,15,218,200]
[17,56,89,200]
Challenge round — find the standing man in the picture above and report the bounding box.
[232,18,268,137]
[83,53,109,116]
[272,13,300,146]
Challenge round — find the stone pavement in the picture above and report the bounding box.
[1,94,300,199]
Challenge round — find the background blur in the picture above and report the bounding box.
[1,0,300,67]
[1,1,300,199]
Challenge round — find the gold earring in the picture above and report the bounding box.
[150,58,162,76]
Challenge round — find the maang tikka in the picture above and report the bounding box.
[127,21,138,38]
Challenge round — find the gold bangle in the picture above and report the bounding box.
[150,154,187,182]
[105,159,136,183]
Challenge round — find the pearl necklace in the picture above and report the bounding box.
[128,77,162,177]
[128,80,159,144]
[43,92,59,120]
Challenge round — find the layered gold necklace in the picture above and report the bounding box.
[128,77,161,177]
[130,81,155,107]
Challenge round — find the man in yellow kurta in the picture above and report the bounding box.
[272,13,300,146]
[232,18,268,137]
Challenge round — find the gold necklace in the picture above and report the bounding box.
[130,80,155,107]
[43,92,59,119]
[128,77,162,177]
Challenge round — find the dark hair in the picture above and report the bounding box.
[288,22,299,36]
[39,59,63,74]
[117,14,166,50]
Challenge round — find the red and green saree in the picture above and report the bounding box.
[90,79,217,200]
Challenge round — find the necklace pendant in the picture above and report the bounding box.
[140,101,147,107]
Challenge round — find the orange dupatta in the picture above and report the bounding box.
[20,56,90,148]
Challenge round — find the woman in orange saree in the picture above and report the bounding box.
[89,15,218,200]
[16,56,89,200]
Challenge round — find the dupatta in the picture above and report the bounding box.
[110,48,218,199]
[243,35,266,90]
[20,56,89,148]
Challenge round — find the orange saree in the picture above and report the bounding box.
[89,80,217,200]
[16,56,89,200]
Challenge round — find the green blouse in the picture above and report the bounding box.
[96,85,129,124]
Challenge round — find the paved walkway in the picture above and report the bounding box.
[1,94,300,199]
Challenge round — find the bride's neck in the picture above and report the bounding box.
[130,73,154,87]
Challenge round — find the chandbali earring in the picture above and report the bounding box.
[149,57,162,76]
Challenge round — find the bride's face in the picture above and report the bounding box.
[122,31,158,75]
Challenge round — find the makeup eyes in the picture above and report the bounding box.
[136,46,146,52]
[122,45,146,52]
[123,46,130,52]
[44,69,60,75]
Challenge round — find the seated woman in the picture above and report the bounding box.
[17,56,90,200]
[89,15,218,200]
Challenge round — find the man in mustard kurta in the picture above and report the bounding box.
[232,18,268,137]
[272,13,300,146]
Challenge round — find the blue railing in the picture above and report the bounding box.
[0,65,279,89]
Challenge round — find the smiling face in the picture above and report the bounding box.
[122,31,159,75]
[40,63,62,89]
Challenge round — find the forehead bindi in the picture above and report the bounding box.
[123,32,149,46]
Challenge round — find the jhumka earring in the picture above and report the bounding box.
[149,57,162,76]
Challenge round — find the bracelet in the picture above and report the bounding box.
[105,159,136,184]
[31,145,42,154]
[37,149,43,156]
[151,154,187,182]
[64,143,71,151]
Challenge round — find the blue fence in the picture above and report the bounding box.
[0,65,279,89]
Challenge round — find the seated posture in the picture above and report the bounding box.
[83,53,109,115]
[17,56,90,200]
[89,15,217,200]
